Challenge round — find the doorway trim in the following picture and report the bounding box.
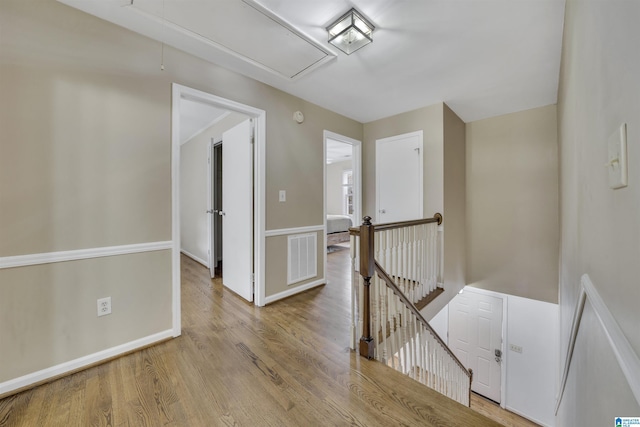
[172,83,267,337]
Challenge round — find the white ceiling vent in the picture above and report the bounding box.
[126,0,335,80]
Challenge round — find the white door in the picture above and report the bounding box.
[221,119,253,301]
[449,290,503,402]
[207,140,216,278]
[376,131,423,223]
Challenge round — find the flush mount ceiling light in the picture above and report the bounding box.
[326,8,374,55]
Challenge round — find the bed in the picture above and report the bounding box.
[326,214,353,246]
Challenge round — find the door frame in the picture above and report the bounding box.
[456,286,508,408]
[207,139,222,279]
[171,83,267,337]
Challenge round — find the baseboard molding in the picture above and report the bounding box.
[0,329,173,398]
[180,249,208,268]
[264,278,325,305]
[555,274,640,414]
[0,241,173,270]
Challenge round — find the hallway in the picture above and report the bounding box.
[0,251,500,426]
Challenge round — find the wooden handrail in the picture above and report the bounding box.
[352,212,472,405]
[374,261,471,378]
[349,212,442,236]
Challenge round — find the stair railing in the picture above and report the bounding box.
[349,214,472,406]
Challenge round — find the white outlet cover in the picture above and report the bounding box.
[509,344,523,353]
[97,297,112,317]
[607,123,628,189]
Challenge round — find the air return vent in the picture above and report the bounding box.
[287,233,317,285]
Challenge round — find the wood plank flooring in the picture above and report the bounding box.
[1,248,503,426]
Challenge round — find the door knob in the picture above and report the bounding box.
[206,210,214,214]
[218,211,225,216]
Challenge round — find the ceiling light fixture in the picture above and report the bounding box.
[326,8,374,55]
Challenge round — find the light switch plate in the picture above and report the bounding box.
[607,123,628,189]
[279,190,286,202]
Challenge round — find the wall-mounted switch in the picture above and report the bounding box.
[279,190,286,202]
[606,123,628,189]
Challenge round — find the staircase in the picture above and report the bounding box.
[349,214,472,406]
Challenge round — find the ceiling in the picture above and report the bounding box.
[58,0,566,123]
[180,99,230,144]
[326,139,353,164]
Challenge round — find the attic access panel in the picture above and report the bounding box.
[130,0,334,79]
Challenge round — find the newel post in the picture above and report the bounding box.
[359,216,375,359]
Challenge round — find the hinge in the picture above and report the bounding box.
[250,119,255,142]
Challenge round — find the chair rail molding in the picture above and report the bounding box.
[0,241,172,270]
[555,274,640,414]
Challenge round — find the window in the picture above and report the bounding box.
[342,169,353,216]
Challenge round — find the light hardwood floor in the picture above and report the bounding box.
[1,248,508,426]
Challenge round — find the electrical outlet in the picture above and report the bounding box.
[97,297,112,317]
[509,344,523,354]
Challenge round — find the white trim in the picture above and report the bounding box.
[0,329,173,396]
[171,84,182,337]
[180,249,208,268]
[555,274,640,414]
[505,406,551,427]
[264,278,325,305]
[0,241,172,270]
[461,286,509,408]
[265,225,324,237]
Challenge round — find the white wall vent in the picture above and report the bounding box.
[287,233,317,285]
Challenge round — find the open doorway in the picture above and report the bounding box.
[323,131,362,275]
[171,84,267,336]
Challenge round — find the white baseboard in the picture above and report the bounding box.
[506,405,552,427]
[264,278,325,305]
[180,249,208,267]
[0,329,173,396]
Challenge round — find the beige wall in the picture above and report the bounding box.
[557,0,640,423]
[362,104,444,221]
[363,103,467,319]
[424,104,467,319]
[180,113,247,264]
[0,0,361,387]
[465,105,559,303]
[0,250,172,383]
